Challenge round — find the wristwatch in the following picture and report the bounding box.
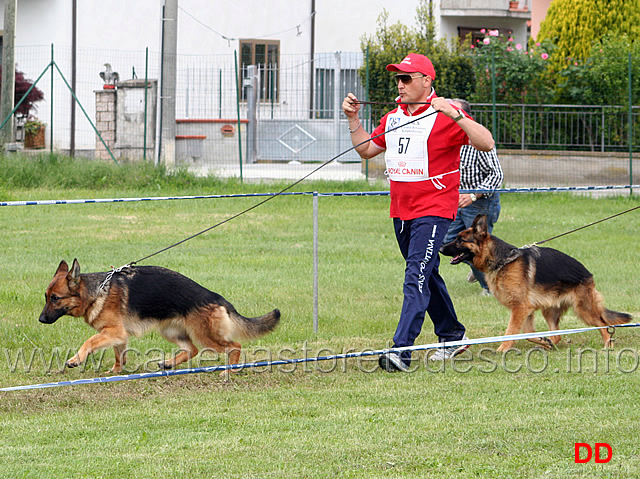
[469,193,477,202]
[453,109,466,122]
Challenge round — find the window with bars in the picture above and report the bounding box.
[239,39,280,102]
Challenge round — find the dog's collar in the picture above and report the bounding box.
[99,263,132,291]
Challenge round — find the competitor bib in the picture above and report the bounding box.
[384,107,437,182]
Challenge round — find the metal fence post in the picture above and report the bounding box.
[365,45,370,180]
[143,47,148,161]
[313,191,319,334]
[244,65,258,164]
[491,49,497,137]
[234,50,243,181]
[334,51,342,158]
[50,44,54,153]
[629,52,634,196]
[521,103,525,150]
[601,106,605,153]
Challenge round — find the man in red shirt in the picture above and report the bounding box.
[342,53,495,371]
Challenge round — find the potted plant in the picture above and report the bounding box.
[24,117,46,149]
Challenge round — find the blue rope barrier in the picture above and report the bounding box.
[0,191,312,207]
[1,185,638,207]
[1,323,638,392]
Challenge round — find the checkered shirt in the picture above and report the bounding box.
[459,145,504,192]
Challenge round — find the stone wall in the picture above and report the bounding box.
[94,79,157,161]
[95,89,116,160]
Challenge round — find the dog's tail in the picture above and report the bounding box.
[579,285,632,327]
[228,308,281,340]
[603,308,633,325]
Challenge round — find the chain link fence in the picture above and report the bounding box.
[5,46,639,187]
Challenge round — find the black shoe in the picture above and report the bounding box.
[378,352,409,372]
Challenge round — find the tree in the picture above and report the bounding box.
[360,9,419,121]
[537,0,640,69]
[556,34,640,106]
[359,2,475,120]
[469,29,555,104]
[415,0,436,55]
[0,66,45,119]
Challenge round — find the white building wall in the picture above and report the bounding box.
[1,0,425,56]
[174,1,421,55]
[0,0,432,152]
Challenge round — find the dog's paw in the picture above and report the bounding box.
[157,360,174,370]
[529,337,554,350]
[540,337,556,350]
[496,342,515,353]
[66,357,80,369]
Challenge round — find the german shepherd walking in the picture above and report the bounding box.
[440,215,632,351]
[39,259,280,373]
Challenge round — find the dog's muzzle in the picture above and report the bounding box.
[39,309,65,324]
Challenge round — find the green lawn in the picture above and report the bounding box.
[0,158,638,478]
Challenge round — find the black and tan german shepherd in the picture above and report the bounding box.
[39,259,280,373]
[440,215,632,351]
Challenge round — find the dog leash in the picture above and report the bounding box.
[128,108,440,267]
[95,109,440,286]
[523,204,640,248]
[353,100,431,106]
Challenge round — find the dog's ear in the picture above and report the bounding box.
[68,258,81,288]
[55,260,69,275]
[472,214,489,236]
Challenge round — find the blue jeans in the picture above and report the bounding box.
[392,216,466,362]
[443,194,501,291]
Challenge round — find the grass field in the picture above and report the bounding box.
[1,156,639,478]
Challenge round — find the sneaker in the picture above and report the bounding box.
[429,335,470,361]
[480,288,492,297]
[378,352,410,372]
[467,271,478,283]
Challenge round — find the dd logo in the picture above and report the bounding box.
[574,443,612,463]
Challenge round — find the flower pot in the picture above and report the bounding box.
[24,125,46,149]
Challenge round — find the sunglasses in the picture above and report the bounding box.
[394,73,426,84]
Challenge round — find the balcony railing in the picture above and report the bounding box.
[441,0,530,15]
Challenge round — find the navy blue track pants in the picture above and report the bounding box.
[392,216,466,351]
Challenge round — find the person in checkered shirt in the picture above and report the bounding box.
[444,99,504,296]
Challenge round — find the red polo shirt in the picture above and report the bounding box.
[371,96,469,221]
